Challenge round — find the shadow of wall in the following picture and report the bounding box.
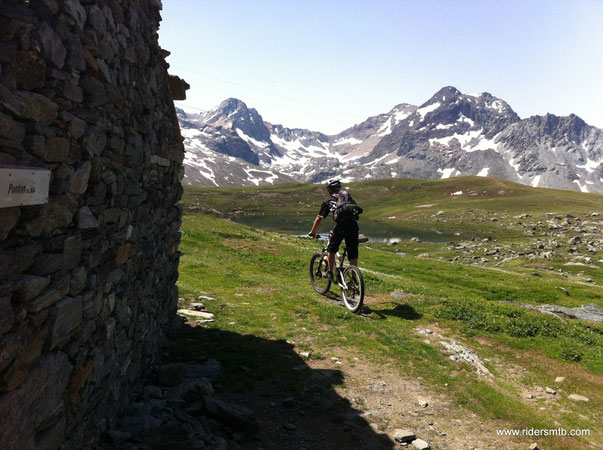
[149,323,397,449]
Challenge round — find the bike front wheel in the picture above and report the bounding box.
[340,265,364,312]
[309,253,331,294]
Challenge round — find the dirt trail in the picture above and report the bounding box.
[215,317,599,449]
[319,357,524,449]
[224,343,532,450]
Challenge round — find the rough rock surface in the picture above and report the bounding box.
[0,0,185,448]
[500,301,603,322]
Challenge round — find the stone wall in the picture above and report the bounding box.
[0,0,184,448]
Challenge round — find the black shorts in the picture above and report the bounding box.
[327,220,359,261]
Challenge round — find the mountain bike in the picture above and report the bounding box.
[309,232,368,313]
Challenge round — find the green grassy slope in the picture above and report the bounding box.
[182,176,602,217]
[177,209,602,449]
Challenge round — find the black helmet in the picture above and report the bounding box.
[325,179,341,190]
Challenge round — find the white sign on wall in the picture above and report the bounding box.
[0,166,51,208]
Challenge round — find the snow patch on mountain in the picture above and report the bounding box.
[573,179,590,193]
[531,175,541,187]
[458,114,475,126]
[438,168,461,179]
[577,158,601,173]
[333,137,363,146]
[177,88,603,193]
[377,119,394,137]
[236,129,270,149]
[417,102,441,120]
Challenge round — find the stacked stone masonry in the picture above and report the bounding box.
[0,0,185,448]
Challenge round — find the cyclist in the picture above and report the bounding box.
[308,179,359,281]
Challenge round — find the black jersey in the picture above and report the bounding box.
[318,194,338,219]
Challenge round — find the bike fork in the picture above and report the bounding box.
[336,268,348,289]
[335,252,349,289]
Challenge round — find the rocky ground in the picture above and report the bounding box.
[444,212,602,271]
[99,303,598,450]
[97,326,508,450]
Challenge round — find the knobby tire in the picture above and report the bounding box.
[341,265,364,312]
[309,253,331,294]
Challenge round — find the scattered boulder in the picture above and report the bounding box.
[177,309,214,319]
[106,430,131,444]
[440,341,492,377]
[411,438,431,449]
[157,363,184,386]
[167,377,214,401]
[567,394,589,402]
[500,301,603,322]
[103,355,245,449]
[393,429,416,443]
[555,287,569,296]
[182,359,222,381]
[203,396,258,432]
[568,236,582,245]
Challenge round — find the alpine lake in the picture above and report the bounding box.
[229,214,464,243]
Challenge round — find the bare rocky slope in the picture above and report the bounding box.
[178,87,603,193]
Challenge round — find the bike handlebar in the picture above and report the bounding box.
[308,233,368,243]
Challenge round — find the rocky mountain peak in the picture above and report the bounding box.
[508,113,592,143]
[205,97,271,143]
[177,88,602,193]
[390,102,418,112]
[426,86,462,105]
[215,97,249,116]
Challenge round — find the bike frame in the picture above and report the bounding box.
[310,230,366,313]
[320,232,349,289]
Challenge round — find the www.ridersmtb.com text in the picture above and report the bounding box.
[497,428,590,437]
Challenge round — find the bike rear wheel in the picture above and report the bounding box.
[309,253,331,294]
[340,265,364,312]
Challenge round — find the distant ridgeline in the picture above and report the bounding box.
[178,89,603,193]
[0,1,186,448]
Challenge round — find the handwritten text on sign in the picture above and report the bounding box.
[0,166,50,208]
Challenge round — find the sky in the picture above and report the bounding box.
[159,0,603,135]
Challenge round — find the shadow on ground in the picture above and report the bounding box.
[321,291,422,321]
[362,303,422,321]
[168,323,395,449]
